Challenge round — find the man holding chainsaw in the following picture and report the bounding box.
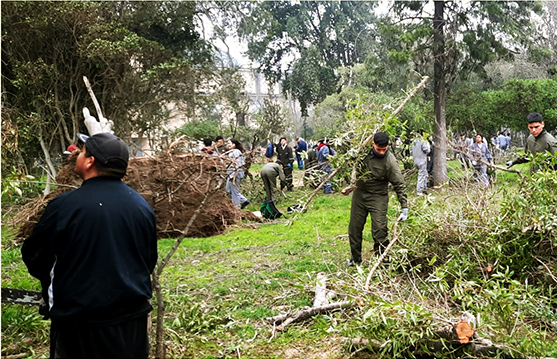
[348,132,408,267]
[22,132,158,358]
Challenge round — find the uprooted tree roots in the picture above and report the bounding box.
[13,152,259,241]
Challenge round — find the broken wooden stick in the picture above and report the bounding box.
[266,273,351,332]
[82,76,113,134]
[313,272,330,307]
[364,221,399,291]
[451,142,525,180]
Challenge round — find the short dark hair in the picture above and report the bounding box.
[215,135,224,141]
[373,132,389,147]
[527,112,543,123]
[203,138,213,147]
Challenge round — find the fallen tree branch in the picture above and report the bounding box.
[294,77,430,216]
[341,76,430,196]
[1,353,31,359]
[364,221,399,291]
[270,301,352,331]
[266,273,351,332]
[451,142,525,180]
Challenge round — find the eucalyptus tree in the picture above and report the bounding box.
[238,1,380,117]
[1,1,214,177]
[387,1,542,185]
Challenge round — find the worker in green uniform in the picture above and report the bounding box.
[507,112,557,171]
[348,132,408,267]
[261,161,286,203]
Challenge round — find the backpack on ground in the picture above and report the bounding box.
[260,200,282,219]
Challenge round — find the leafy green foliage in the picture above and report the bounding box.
[175,120,220,141]
[448,77,557,134]
[238,1,379,115]
[1,1,214,173]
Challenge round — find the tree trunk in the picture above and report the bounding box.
[433,1,449,186]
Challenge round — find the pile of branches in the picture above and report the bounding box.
[13,151,258,241]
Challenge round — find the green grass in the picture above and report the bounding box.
[2,163,556,358]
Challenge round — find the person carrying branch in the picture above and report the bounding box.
[507,112,557,171]
[348,132,408,267]
[22,132,158,358]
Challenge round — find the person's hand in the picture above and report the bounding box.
[506,160,514,168]
[397,208,408,222]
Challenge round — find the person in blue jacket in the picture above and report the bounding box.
[317,137,336,194]
[22,132,158,358]
[265,141,275,162]
[295,137,308,170]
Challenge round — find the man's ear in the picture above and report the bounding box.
[84,155,95,170]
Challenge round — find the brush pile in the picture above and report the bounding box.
[13,151,258,241]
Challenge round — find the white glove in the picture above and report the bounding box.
[397,208,408,222]
[83,107,102,135]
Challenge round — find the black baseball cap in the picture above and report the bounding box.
[77,133,129,174]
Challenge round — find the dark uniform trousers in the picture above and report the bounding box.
[348,188,389,263]
[282,167,293,190]
[51,314,149,358]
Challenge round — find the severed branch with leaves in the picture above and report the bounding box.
[296,76,430,216]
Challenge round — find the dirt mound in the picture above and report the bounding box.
[14,152,259,241]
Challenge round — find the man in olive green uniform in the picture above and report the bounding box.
[261,162,286,203]
[348,132,408,267]
[507,112,557,171]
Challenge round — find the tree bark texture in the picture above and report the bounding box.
[433,1,449,186]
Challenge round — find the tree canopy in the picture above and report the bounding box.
[238,1,379,116]
[1,1,214,175]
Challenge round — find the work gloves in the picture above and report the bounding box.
[397,208,408,222]
[506,160,514,168]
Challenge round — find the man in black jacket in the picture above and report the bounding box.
[276,136,295,191]
[22,132,158,358]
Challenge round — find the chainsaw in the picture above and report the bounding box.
[2,287,43,306]
[2,287,49,318]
